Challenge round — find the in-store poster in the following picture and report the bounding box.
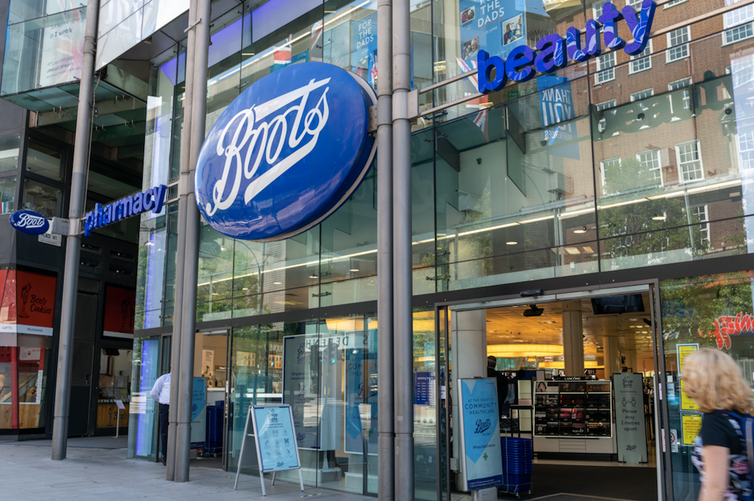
[103,285,136,338]
[190,377,207,448]
[537,75,580,160]
[352,13,378,87]
[282,335,319,449]
[682,413,703,445]
[458,378,503,491]
[38,8,85,88]
[459,0,527,77]
[345,347,378,455]
[677,344,700,411]
[614,373,648,463]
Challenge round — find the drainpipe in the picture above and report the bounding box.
[166,0,196,479]
[377,0,394,500]
[51,0,100,461]
[392,0,414,499]
[174,0,211,482]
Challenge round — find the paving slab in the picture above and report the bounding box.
[0,439,372,501]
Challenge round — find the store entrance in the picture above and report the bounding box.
[443,287,662,501]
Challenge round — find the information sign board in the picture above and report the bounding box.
[614,373,648,463]
[457,378,503,491]
[677,344,700,411]
[233,404,304,496]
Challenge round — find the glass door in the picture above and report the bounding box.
[649,283,673,501]
[127,335,165,460]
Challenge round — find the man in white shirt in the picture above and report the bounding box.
[150,372,171,465]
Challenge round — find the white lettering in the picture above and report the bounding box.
[16,213,47,229]
[205,78,331,216]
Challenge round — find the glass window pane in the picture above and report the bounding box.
[0,176,16,214]
[22,178,61,218]
[0,134,20,173]
[26,138,63,181]
[127,337,162,460]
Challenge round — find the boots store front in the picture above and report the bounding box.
[125,0,754,500]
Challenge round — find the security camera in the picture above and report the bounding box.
[476,158,482,165]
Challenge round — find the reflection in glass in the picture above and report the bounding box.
[22,179,61,218]
[0,176,15,214]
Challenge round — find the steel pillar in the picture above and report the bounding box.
[51,0,100,461]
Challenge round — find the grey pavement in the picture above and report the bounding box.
[0,438,373,501]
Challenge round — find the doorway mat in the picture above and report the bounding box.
[525,464,657,501]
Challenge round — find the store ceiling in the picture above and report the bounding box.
[484,294,655,359]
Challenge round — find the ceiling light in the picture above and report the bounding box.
[564,247,580,255]
[273,281,282,285]
[220,245,227,251]
[652,213,667,221]
[242,287,249,291]
[583,246,595,253]
[487,343,563,358]
[309,274,318,279]
[349,268,360,272]
[506,241,518,245]
[574,226,587,234]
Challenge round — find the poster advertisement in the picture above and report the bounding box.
[677,344,700,411]
[414,372,435,406]
[352,13,378,87]
[252,405,301,472]
[458,378,503,491]
[103,285,136,338]
[614,373,648,463]
[0,270,58,337]
[458,0,526,76]
[537,75,580,160]
[190,377,207,448]
[282,334,344,451]
[345,347,378,455]
[38,9,86,88]
[682,414,703,445]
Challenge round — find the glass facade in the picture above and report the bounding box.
[125,0,754,499]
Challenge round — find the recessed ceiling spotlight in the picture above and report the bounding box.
[506,241,518,245]
[574,226,587,234]
[273,281,282,285]
[349,268,360,272]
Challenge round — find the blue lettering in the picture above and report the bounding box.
[585,19,601,57]
[534,34,566,74]
[122,196,133,218]
[505,45,536,82]
[599,2,625,50]
[477,51,507,93]
[143,189,155,212]
[566,27,589,62]
[152,185,167,214]
[133,193,143,213]
[84,213,94,237]
[623,0,656,55]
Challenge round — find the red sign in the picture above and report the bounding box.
[703,313,754,350]
[15,270,56,336]
[103,285,135,338]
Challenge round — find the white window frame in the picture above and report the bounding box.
[668,77,692,110]
[636,149,663,185]
[737,130,754,171]
[630,88,654,101]
[592,1,606,20]
[724,0,754,28]
[625,0,642,7]
[723,22,754,45]
[600,156,621,187]
[595,51,616,85]
[691,204,710,243]
[629,40,653,74]
[675,140,704,183]
[596,99,617,111]
[666,27,691,63]
[663,0,688,9]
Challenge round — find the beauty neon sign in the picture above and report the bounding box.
[477,0,656,91]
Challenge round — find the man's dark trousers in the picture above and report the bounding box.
[159,403,169,464]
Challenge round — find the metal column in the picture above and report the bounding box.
[377,0,394,500]
[51,0,100,461]
[392,0,414,499]
[174,0,211,482]
[166,0,197,480]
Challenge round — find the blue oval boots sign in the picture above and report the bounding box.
[9,210,50,235]
[195,62,377,241]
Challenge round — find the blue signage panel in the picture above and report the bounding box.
[195,62,377,242]
[252,405,301,472]
[9,210,49,235]
[459,378,503,491]
[537,75,579,160]
[477,0,656,92]
[84,184,167,236]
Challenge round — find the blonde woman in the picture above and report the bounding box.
[685,348,754,501]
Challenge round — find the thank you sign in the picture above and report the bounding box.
[458,378,503,490]
[195,62,377,241]
[614,373,647,463]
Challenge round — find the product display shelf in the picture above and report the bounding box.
[532,380,615,456]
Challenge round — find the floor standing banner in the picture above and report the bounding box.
[458,378,503,491]
[614,372,648,463]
